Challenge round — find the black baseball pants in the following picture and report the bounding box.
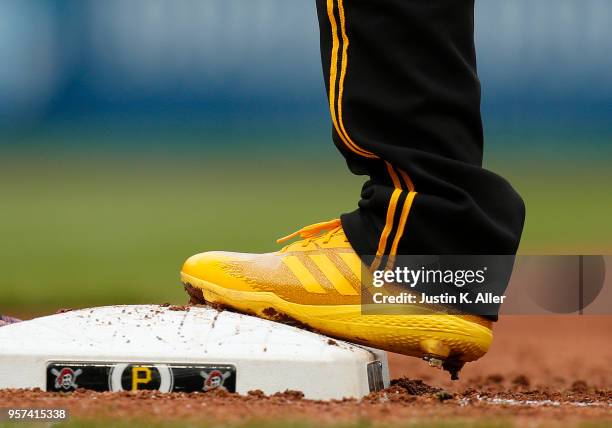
[315,0,525,318]
[316,0,525,262]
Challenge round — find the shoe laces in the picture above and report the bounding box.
[277,219,346,249]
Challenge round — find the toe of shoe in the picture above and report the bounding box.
[182,251,228,280]
[181,251,254,292]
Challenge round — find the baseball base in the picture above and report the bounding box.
[0,305,389,399]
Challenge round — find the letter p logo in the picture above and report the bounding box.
[131,366,152,391]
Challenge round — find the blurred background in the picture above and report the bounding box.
[1,0,611,314]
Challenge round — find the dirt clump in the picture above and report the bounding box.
[570,380,589,393]
[390,378,442,395]
[183,283,205,305]
[485,373,504,384]
[168,305,190,312]
[261,307,315,331]
[512,375,531,388]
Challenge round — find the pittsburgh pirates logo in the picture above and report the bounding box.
[200,369,232,391]
[51,367,83,390]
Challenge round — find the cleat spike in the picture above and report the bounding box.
[442,359,465,381]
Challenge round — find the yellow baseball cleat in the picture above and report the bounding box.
[181,219,493,379]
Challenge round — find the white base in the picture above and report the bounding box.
[0,305,389,399]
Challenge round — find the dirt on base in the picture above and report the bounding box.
[1,316,611,427]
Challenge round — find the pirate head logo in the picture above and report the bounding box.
[200,369,231,391]
[51,367,83,390]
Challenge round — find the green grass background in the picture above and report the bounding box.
[1,131,611,313]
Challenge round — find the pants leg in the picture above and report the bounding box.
[315,0,525,318]
[316,0,525,260]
